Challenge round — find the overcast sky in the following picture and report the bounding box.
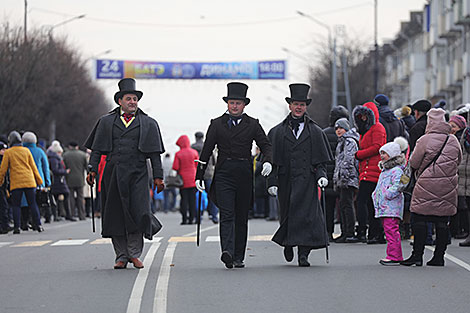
[2,0,426,154]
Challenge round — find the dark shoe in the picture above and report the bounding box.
[13,228,20,234]
[298,255,310,267]
[114,261,127,269]
[367,237,386,245]
[0,229,8,234]
[334,235,348,243]
[32,226,44,232]
[180,221,187,225]
[426,256,445,266]
[211,218,219,224]
[54,216,64,222]
[400,254,423,267]
[283,246,294,262]
[66,217,77,222]
[221,251,233,269]
[379,259,401,266]
[455,232,469,239]
[130,258,144,269]
[233,260,245,268]
[459,236,470,247]
[346,234,366,243]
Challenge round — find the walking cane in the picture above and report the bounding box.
[320,187,329,264]
[88,165,96,233]
[196,190,202,247]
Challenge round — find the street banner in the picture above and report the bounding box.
[96,59,285,80]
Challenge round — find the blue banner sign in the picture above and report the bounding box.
[96,59,285,80]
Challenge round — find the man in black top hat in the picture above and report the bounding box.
[84,78,165,270]
[267,83,333,267]
[196,82,273,269]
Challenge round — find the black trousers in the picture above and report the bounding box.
[325,194,337,236]
[180,187,196,224]
[215,160,252,262]
[411,213,449,258]
[356,180,382,239]
[339,187,356,237]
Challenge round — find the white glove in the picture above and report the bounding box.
[268,186,278,196]
[318,177,328,188]
[196,180,205,192]
[261,162,272,176]
[170,169,178,176]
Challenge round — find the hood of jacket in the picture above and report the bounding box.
[341,128,360,142]
[46,149,60,160]
[378,105,398,123]
[23,142,37,149]
[353,102,378,134]
[176,135,191,149]
[425,108,451,135]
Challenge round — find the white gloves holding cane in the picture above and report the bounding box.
[196,180,205,192]
[317,177,328,188]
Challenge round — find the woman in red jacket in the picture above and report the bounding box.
[173,135,199,225]
[347,102,387,243]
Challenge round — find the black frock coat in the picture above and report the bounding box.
[268,115,333,248]
[198,113,272,207]
[84,108,164,239]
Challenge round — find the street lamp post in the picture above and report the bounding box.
[47,14,86,38]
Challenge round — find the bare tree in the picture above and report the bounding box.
[307,36,389,128]
[0,25,110,147]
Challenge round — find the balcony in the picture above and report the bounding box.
[454,59,464,82]
[456,0,470,24]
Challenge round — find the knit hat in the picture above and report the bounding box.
[334,118,350,131]
[449,114,467,130]
[379,142,402,159]
[49,140,63,154]
[434,99,447,109]
[22,131,37,144]
[401,105,412,117]
[374,94,389,107]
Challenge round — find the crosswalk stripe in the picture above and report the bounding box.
[248,235,272,241]
[51,239,89,246]
[12,240,52,247]
[90,238,112,245]
[144,237,163,243]
[0,242,13,248]
[205,236,219,242]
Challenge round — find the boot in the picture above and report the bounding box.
[459,235,470,247]
[427,222,447,266]
[401,221,426,267]
[346,226,367,243]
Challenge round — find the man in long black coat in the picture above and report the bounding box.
[195,82,272,269]
[85,78,165,270]
[267,83,333,267]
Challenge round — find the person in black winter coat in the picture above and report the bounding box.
[322,105,349,239]
[400,106,416,131]
[408,99,432,152]
[374,94,408,142]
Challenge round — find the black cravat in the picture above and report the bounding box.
[288,114,303,136]
[228,115,242,129]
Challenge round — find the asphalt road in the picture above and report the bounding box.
[1,212,469,313]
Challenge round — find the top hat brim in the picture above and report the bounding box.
[223,96,250,105]
[114,90,143,104]
[285,97,312,105]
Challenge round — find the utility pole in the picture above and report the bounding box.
[332,36,338,108]
[24,0,27,42]
[374,0,379,94]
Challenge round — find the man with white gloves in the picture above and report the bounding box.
[267,83,333,267]
[195,82,272,269]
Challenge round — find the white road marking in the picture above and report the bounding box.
[425,246,470,272]
[183,225,218,237]
[205,236,220,242]
[153,242,177,313]
[126,242,161,313]
[0,242,13,248]
[51,239,89,246]
[145,237,163,243]
[12,240,52,247]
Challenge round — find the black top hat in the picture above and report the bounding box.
[411,99,431,112]
[285,83,312,105]
[114,78,143,104]
[222,82,250,105]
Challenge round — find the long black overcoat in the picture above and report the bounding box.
[268,115,333,248]
[84,108,164,239]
